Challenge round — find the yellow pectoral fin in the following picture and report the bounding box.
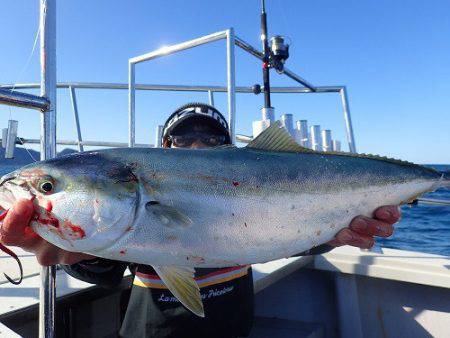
[152,265,204,317]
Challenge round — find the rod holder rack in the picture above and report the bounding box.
[0,88,50,111]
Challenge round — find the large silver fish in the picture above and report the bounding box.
[0,123,448,316]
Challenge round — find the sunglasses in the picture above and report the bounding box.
[169,132,227,147]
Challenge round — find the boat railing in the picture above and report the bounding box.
[1,30,357,157]
[0,82,356,157]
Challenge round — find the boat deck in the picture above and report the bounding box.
[1,246,449,337]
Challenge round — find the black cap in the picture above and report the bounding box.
[162,103,231,144]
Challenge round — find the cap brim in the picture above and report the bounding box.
[169,114,229,137]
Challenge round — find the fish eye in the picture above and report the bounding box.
[38,179,54,194]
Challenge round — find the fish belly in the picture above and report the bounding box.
[98,179,435,267]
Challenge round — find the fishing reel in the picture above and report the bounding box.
[269,35,289,73]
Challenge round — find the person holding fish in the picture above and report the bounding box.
[0,103,401,338]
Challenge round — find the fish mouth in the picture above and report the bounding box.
[0,172,33,210]
[0,172,18,187]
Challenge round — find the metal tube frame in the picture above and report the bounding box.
[1,82,344,93]
[0,88,50,111]
[128,30,229,146]
[2,82,357,153]
[14,138,152,148]
[126,29,355,149]
[207,90,215,106]
[7,136,256,147]
[5,120,18,158]
[128,62,135,147]
[69,86,84,152]
[339,87,356,153]
[226,29,236,144]
[39,1,57,337]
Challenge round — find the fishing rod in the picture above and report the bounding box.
[411,198,450,206]
[260,0,271,110]
[258,0,290,121]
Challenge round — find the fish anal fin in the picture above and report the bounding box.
[246,121,314,153]
[152,265,204,317]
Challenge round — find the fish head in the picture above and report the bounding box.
[0,152,139,253]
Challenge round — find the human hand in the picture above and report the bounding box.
[327,205,400,249]
[0,199,94,266]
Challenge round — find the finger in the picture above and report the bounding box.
[59,252,95,266]
[373,205,401,224]
[0,200,37,247]
[350,216,394,238]
[331,228,375,249]
[35,243,65,266]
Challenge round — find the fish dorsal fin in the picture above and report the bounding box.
[246,121,314,153]
[152,265,204,317]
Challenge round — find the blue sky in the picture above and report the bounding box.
[1,0,449,164]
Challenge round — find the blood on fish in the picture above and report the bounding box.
[32,199,59,228]
[0,210,8,221]
[232,181,240,187]
[34,213,60,228]
[64,220,86,239]
[119,249,126,255]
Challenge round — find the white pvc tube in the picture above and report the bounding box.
[321,129,332,152]
[310,125,321,151]
[280,114,294,137]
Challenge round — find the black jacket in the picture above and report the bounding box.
[61,244,333,338]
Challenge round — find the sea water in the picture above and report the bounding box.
[0,164,448,256]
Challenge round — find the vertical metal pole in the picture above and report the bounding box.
[226,28,236,144]
[155,125,163,148]
[340,87,357,153]
[39,1,57,338]
[260,0,272,109]
[69,86,84,152]
[207,90,215,107]
[128,62,136,147]
[336,274,364,338]
[1,128,7,148]
[5,120,18,159]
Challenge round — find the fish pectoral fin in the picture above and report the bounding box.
[247,120,315,153]
[152,265,204,317]
[145,202,192,228]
